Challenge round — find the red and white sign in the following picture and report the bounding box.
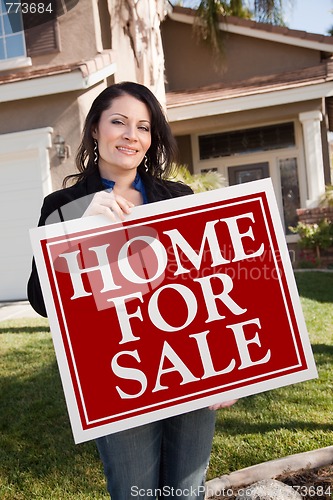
[30,179,317,443]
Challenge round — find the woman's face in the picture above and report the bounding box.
[92,94,152,179]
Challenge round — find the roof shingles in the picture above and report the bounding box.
[166,60,333,108]
[0,50,114,85]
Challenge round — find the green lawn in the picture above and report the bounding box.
[210,271,333,477]
[1,272,332,499]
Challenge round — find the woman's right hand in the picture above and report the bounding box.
[209,399,238,410]
[83,191,135,221]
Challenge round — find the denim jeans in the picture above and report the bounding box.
[95,408,216,499]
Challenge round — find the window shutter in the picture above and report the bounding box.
[24,19,59,57]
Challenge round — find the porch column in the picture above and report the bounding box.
[299,110,325,207]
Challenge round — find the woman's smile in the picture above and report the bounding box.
[93,94,151,179]
[116,145,139,155]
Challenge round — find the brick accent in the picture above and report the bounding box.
[296,207,333,225]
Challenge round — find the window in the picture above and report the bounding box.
[199,122,295,160]
[0,0,59,69]
[0,0,26,61]
[228,162,270,185]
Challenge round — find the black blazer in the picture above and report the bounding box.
[27,170,193,317]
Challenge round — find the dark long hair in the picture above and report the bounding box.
[63,82,178,186]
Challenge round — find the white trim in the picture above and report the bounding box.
[169,11,333,53]
[299,110,323,122]
[298,110,325,206]
[83,63,117,88]
[286,234,299,242]
[0,62,117,103]
[167,81,333,122]
[0,127,53,154]
[0,56,32,71]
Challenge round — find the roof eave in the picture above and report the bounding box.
[166,81,333,122]
[0,61,117,103]
[168,9,333,53]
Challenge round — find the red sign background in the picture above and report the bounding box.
[30,180,317,443]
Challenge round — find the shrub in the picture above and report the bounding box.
[289,219,333,261]
[170,164,226,193]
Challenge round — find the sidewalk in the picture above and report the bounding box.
[0,301,41,322]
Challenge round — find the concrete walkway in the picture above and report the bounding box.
[0,301,41,322]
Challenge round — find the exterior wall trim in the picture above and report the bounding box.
[0,63,117,103]
[0,126,53,151]
[0,56,32,72]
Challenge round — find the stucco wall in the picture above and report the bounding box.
[161,18,321,91]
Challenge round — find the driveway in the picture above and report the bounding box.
[0,301,41,322]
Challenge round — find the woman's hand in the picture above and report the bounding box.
[209,399,238,410]
[83,191,135,221]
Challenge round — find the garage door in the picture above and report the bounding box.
[0,128,53,301]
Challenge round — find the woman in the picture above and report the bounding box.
[28,82,235,499]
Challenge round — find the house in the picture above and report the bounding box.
[0,0,167,301]
[161,6,333,249]
[1,1,333,301]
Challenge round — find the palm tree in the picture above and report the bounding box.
[175,0,291,63]
[177,0,288,23]
[252,0,287,24]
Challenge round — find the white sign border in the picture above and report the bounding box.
[30,178,318,443]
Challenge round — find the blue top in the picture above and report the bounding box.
[101,172,148,204]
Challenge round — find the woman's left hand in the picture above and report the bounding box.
[209,399,238,410]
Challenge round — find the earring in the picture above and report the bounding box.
[93,139,99,166]
[144,155,148,172]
